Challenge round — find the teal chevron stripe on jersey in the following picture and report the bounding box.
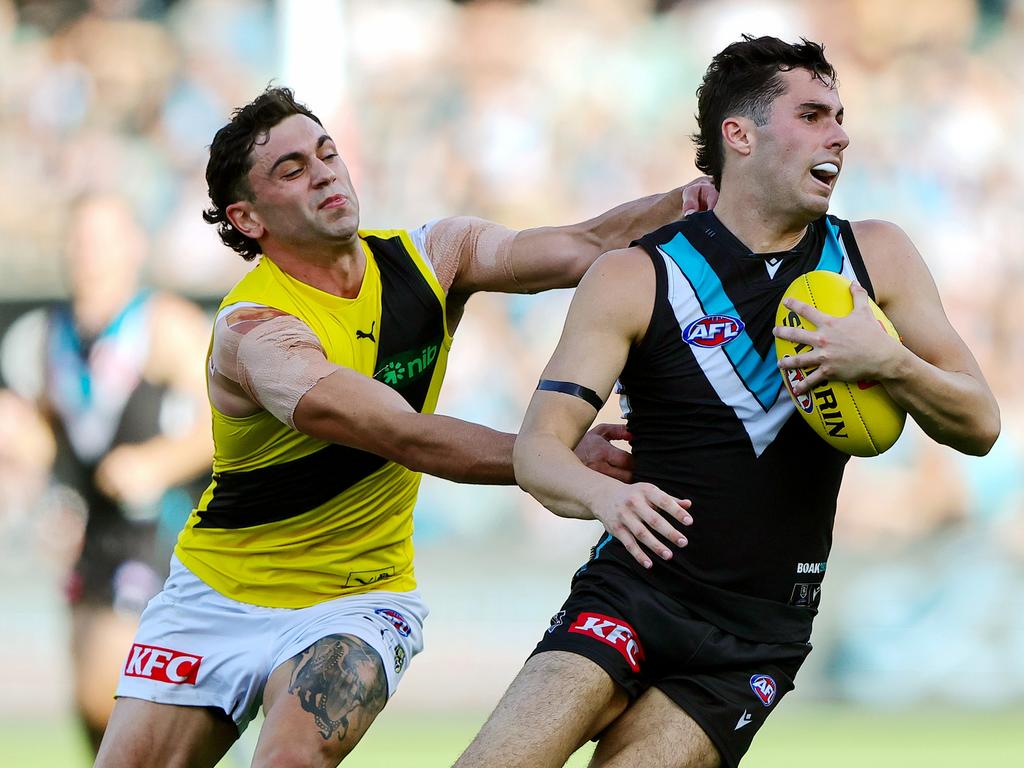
[659,232,780,410]
[658,248,792,456]
[817,218,845,272]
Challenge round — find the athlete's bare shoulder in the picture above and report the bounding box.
[586,245,656,294]
[210,304,334,424]
[211,305,310,386]
[849,219,927,308]
[573,246,656,345]
[222,305,291,334]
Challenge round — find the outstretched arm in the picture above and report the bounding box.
[449,177,717,295]
[513,247,693,569]
[208,307,632,486]
[775,220,999,456]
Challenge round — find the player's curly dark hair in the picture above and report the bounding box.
[693,35,837,188]
[203,87,323,261]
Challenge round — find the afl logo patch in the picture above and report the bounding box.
[781,359,814,413]
[750,674,778,707]
[683,314,744,348]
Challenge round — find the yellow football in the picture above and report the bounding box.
[775,270,906,457]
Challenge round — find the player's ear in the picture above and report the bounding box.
[722,116,754,158]
[226,201,265,240]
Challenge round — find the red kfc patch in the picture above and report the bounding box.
[124,644,202,685]
[568,612,644,672]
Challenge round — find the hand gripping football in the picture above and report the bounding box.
[775,270,906,457]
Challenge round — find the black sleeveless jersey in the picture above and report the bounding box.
[587,212,874,643]
[44,292,205,534]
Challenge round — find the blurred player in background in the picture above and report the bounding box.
[92,87,717,768]
[457,35,1000,768]
[0,193,213,753]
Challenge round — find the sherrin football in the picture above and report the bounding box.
[775,270,906,457]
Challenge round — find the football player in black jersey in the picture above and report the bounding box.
[456,35,999,768]
[1,193,213,754]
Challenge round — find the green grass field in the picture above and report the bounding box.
[3,706,1022,767]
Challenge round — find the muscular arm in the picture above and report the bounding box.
[296,372,517,485]
[858,221,999,454]
[209,306,635,485]
[209,306,516,484]
[513,248,692,568]
[777,220,999,456]
[446,177,717,295]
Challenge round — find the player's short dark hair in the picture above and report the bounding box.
[203,86,323,261]
[693,35,837,187]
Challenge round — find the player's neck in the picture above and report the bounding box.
[267,238,366,299]
[73,283,139,337]
[712,191,810,255]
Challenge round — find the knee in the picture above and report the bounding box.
[590,736,722,768]
[253,739,351,768]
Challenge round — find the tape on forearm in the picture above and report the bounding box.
[232,316,339,429]
[536,379,604,411]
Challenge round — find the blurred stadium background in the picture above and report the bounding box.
[1,0,1023,765]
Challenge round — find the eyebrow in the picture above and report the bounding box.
[268,134,335,174]
[798,101,844,119]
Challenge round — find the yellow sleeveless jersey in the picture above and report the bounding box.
[175,229,451,608]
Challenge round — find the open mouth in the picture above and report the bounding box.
[810,161,839,186]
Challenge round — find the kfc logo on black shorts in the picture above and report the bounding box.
[569,612,644,672]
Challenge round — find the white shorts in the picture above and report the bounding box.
[115,555,427,732]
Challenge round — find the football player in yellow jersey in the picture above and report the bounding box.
[94,87,716,768]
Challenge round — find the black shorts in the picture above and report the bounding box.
[532,558,811,768]
[67,517,168,615]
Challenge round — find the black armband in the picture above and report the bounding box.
[536,379,605,411]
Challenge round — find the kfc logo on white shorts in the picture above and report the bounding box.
[124,643,203,685]
[569,612,644,672]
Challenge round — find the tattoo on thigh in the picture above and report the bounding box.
[287,634,387,742]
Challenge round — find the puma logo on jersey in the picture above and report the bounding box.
[356,321,376,342]
[344,566,395,586]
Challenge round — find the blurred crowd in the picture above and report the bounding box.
[1,0,1022,711]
